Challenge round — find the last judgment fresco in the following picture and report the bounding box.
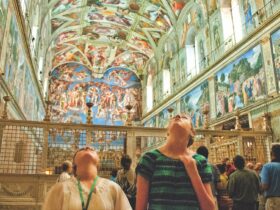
[49,63,142,125]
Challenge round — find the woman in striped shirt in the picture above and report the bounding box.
[136,114,215,210]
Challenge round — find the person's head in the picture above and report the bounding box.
[111,168,118,177]
[72,146,99,177]
[217,163,226,174]
[222,157,229,164]
[233,155,245,170]
[246,162,254,170]
[167,113,195,147]
[271,144,280,162]
[61,160,72,173]
[196,146,209,159]
[120,154,132,170]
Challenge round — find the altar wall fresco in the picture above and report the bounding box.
[215,44,266,117]
[3,15,44,120]
[49,64,142,125]
[180,81,209,128]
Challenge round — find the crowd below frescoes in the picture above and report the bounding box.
[216,69,266,117]
[49,64,141,125]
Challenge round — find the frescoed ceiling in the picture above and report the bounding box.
[48,0,188,75]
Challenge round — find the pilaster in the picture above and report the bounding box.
[260,34,277,95]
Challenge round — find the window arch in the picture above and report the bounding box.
[220,0,243,48]
[186,27,199,77]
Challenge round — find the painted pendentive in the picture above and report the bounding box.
[215,45,266,117]
[49,64,141,125]
[180,81,209,128]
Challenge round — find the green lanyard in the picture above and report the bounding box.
[77,176,99,210]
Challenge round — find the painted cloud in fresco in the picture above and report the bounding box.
[49,63,142,125]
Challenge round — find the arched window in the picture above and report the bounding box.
[163,69,170,96]
[186,27,198,77]
[231,0,243,42]
[220,0,243,48]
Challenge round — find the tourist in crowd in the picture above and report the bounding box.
[110,168,118,182]
[228,155,259,210]
[116,154,136,209]
[43,146,131,210]
[246,162,255,170]
[260,144,280,210]
[216,164,233,210]
[56,160,72,182]
[223,158,236,177]
[197,145,221,210]
[254,162,265,210]
[135,114,215,210]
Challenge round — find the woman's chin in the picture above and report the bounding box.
[79,153,99,165]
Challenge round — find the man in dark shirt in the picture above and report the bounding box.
[197,146,221,210]
[228,155,260,210]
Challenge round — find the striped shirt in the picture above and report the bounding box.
[136,149,212,210]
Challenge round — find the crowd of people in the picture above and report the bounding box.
[42,113,280,210]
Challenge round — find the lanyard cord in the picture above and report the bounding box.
[77,176,99,210]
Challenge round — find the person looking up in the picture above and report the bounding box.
[136,114,215,210]
[42,146,132,210]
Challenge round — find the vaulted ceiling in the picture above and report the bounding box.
[48,0,187,76]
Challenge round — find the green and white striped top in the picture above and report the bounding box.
[136,149,212,210]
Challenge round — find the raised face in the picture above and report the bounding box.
[167,114,195,139]
[73,147,99,167]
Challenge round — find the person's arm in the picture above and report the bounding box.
[135,175,149,210]
[135,151,155,210]
[180,155,215,210]
[260,164,269,191]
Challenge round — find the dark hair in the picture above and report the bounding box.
[233,155,245,170]
[121,154,132,170]
[61,161,71,172]
[272,144,280,162]
[187,135,194,147]
[196,146,209,158]
[217,163,226,174]
[111,168,118,177]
